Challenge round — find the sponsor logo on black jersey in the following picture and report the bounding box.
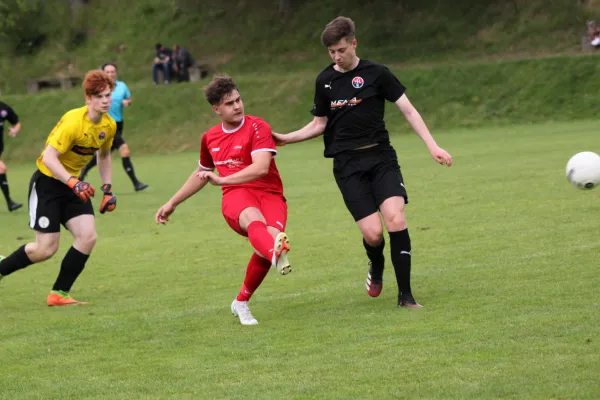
[331,97,362,109]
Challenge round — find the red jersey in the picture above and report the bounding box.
[199,115,284,195]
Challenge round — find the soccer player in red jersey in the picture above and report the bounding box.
[155,75,291,326]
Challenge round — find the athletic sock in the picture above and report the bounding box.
[389,229,412,296]
[52,246,90,292]
[0,245,34,277]
[237,253,271,301]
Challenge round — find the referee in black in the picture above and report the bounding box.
[273,16,453,308]
[0,101,23,212]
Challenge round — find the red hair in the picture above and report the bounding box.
[83,70,114,97]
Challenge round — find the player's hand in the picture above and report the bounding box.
[66,177,95,202]
[155,202,176,224]
[8,127,18,137]
[272,132,287,147]
[197,171,225,186]
[429,146,453,167]
[99,184,117,214]
[122,99,131,107]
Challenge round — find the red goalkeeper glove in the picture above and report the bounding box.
[99,184,117,214]
[66,177,95,203]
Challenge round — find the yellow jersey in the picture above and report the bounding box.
[37,106,117,179]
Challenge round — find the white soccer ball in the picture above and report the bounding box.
[565,151,600,190]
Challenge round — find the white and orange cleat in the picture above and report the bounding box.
[271,232,291,275]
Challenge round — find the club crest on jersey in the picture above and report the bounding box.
[99,131,106,140]
[0,110,6,118]
[352,76,364,89]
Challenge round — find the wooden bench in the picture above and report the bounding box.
[28,76,82,94]
[189,62,214,82]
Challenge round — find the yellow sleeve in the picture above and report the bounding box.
[47,114,80,154]
[101,119,117,152]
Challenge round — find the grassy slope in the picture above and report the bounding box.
[2,54,600,163]
[1,0,599,94]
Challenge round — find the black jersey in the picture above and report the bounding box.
[0,101,19,136]
[311,59,405,158]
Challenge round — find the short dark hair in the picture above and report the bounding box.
[321,16,355,47]
[101,62,117,71]
[155,43,162,50]
[204,75,239,106]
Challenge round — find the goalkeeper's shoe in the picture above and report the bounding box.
[366,262,383,298]
[398,293,423,309]
[47,290,87,306]
[0,255,4,282]
[231,299,258,325]
[271,232,291,275]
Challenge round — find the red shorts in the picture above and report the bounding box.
[221,188,287,237]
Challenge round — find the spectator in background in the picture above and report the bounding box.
[587,21,600,47]
[152,43,172,84]
[173,44,195,82]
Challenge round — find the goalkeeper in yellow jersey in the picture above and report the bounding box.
[0,70,118,306]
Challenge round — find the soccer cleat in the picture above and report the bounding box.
[398,293,423,309]
[47,290,87,306]
[231,299,258,325]
[0,255,4,282]
[134,182,149,192]
[365,261,383,297]
[8,201,22,212]
[271,232,291,275]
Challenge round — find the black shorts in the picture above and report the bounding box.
[111,121,125,150]
[333,143,408,221]
[28,170,94,233]
[0,134,4,157]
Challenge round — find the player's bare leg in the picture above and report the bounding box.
[0,231,58,287]
[119,144,148,192]
[358,212,385,297]
[46,215,96,306]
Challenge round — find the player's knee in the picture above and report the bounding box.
[0,161,6,173]
[81,231,98,249]
[384,211,407,231]
[119,145,130,158]
[31,242,59,261]
[362,225,384,246]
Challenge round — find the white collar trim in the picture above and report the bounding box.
[222,117,245,134]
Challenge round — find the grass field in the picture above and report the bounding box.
[1,121,599,399]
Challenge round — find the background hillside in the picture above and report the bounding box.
[1,0,600,162]
[2,0,600,93]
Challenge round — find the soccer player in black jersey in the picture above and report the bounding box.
[0,101,23,212]
[273,16,453,308]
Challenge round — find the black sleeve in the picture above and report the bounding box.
[311,76,330,117]
[378,67,406,102]
[3,104,18,124]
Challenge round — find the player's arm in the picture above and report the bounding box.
[6,105,21,137]
[394,94,452,166]
[273,116,327,146]
[41,145,76,183]
[123,85,132,107]
[155,166,209,224]
[97,147,112,186]
[96,147,117,213]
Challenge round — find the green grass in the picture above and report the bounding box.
[1,120,599,399]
